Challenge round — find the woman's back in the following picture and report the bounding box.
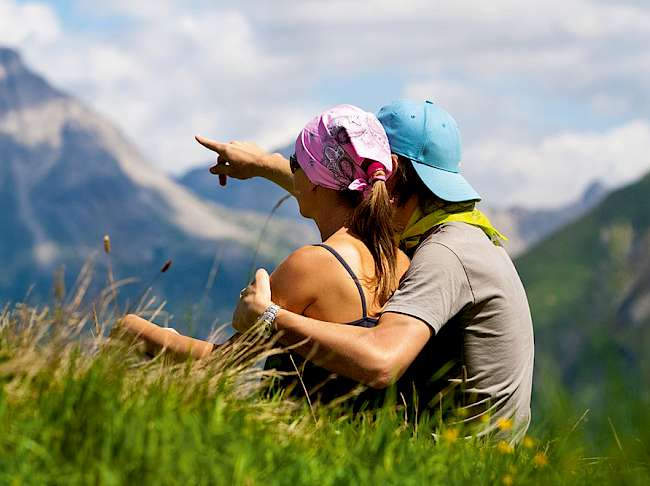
[270,229,409,325]
[266,229,409,405]
[263,104,406,405]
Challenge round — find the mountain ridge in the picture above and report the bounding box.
[516,169,650,392]
[0,46,312,328]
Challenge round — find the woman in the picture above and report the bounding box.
[120,104,409,404]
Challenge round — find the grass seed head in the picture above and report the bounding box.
[103,235,111,254]
[160,260,172,273]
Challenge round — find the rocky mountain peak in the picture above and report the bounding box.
[581,180,607,206]
[0,47,312,322]
[0,46,64,115]
[0,47,21,69]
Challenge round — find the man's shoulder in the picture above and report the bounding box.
[410,232,465,270]
[419,222,508,261]
[423,221,492,244]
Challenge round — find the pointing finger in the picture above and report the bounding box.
[195,135,227,154]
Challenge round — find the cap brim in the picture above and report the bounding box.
[412,162,481,202]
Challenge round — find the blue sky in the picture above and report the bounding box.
[2,0,650,208]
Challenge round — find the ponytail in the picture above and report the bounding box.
[348,174,398,306]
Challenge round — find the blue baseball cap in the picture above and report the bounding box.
[377,99,481,202]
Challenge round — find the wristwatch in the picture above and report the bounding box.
[255,303,280,338]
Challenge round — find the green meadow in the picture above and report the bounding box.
[0,294,648,485]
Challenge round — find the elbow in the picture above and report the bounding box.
[119,314,139,333]
[366,355,404,390]
[117,314,150,339]
[121,314,142,331]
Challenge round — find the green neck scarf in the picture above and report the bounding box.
[400,205,508,251]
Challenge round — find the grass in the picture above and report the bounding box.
[0,295,648,485]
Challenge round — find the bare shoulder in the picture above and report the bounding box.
[269,245,336,312]
[273,245,334,274]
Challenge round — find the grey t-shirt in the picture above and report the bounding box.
[385,222,534,441]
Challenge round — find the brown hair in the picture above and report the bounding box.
[391,155,431,207]
[391,155,476,213]
[344,165,398,306]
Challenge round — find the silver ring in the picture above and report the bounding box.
[239,287,248,298]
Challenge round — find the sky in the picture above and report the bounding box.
[1,0,650,208]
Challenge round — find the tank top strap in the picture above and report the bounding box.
[312,243,368,318]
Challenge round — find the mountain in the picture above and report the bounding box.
[179,157,606,258]
[516,170,650,393]
[484,181,608,256]
[0,47,313,331]
[175,142,309,222]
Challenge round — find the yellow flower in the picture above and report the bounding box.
[533,452,549,467]
[443,428,459,443]
[480,413,491,423]
[455,407,469,418]
[502,473,514,485]
[496,417,513,431]
[522,436,535,449]
[497,440,514,454]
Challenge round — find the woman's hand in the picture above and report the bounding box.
[195,136,271,181]
[195,136,295,193]
[232,269,273,332]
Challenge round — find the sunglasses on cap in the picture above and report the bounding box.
[289,154,301,174]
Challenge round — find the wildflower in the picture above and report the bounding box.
[497,440,514,454]
[533,452,549,467]
[443,428,459,443]
[480,413,491,424]
[502,474,514,486]
[103,235,111,254]
[496,417,513,431]
[522,436,535,449]
[455,407,469,418]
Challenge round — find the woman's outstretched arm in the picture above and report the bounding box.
[118,314,215,359]
[194,136,295,195]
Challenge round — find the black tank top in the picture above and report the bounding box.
[264,243,386,408]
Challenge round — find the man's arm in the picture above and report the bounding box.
[195,136,295,194]
[234,269,433,388]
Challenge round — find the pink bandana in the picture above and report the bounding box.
[295,104,392,197]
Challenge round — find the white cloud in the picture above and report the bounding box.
[0,0,60,46]
[465,120,650,209]
[1,0,649,208]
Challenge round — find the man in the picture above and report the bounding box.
[196,100,534,441]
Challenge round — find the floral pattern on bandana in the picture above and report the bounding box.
[294,104,392,194]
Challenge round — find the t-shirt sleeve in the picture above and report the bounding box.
[383,240,474,334]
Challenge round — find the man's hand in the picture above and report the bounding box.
[232,268,273,332]
[195,136,272,186]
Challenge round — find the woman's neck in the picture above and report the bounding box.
[313,202,354,241]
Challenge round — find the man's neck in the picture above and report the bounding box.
[393,195,419,232]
